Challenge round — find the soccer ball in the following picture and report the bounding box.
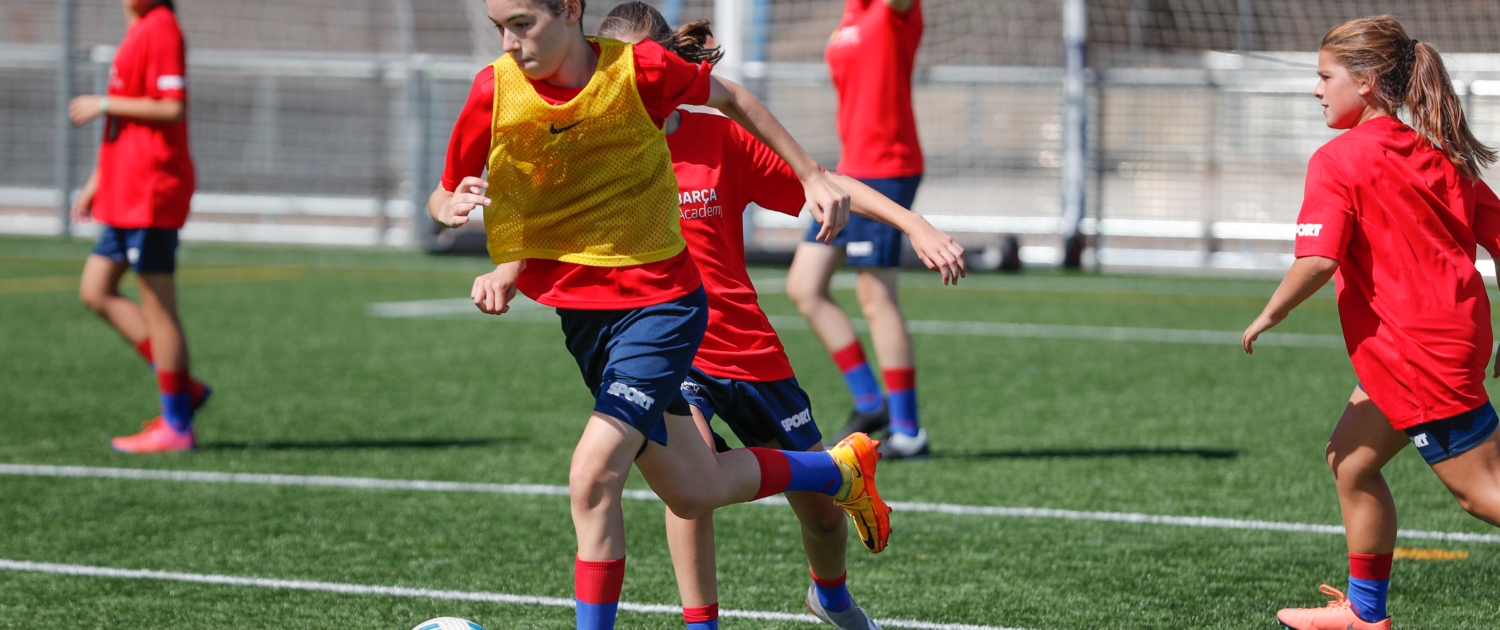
[411,618,485,630]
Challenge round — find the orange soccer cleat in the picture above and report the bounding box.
[1276,585,1392,630]
[828,432,891,553]
[110,417,196,454]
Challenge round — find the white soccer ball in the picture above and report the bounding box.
[411,618,486,630]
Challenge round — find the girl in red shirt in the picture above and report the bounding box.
[787,0,931,460]
[428,3,889,628]
[1243,16,1500,630]
[596,6,963,629]
[68,0,208,454]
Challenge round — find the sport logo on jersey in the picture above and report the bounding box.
[607,382,655,410]
[1295,223,1324,237]
[780,409,813,432]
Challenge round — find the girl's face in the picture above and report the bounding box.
[1314,49,1377,129]
[121,0,156,19]
[486,0,581,80]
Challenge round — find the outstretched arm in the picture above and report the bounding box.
[1243,256,1338,354]
[69,95,183,125]
[705,77,849,243]
[832,173,966,285]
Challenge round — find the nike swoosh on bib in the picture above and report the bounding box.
[549,120,584,134]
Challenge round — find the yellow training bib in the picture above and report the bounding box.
[483,38,685,267]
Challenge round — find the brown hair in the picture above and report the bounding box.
[532,0,586,19]
[596,2,723,65]
[1322,15,1496,177]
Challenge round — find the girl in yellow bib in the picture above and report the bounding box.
[428,2,891,628]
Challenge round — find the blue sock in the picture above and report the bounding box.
[783,450,845,496]
[685,620,717,630]
[813,572,852,613]
[884,367,919,436]
[577,602,618,630]
[833,342,884,413]
[158,370,194,432]
[1347,576,1389,622]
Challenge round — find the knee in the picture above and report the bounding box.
[785,280,825,312]
[79,283,109,313]
[567,459,622,513]
[659,492,714,521]
[1452,490,1500,526]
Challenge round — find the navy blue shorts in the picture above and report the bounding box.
[803,175,922,268]
[679,367,822,452]
[1404,401,1499,465]
[558,288,707,446]
[92,227,179,274]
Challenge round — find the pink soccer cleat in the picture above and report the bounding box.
[110,417,196,453]
[1276,585,1391,630]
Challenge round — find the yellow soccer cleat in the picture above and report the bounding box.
[829,432,891,553]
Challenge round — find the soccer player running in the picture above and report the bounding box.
[1243,16,1500,630]
[594,6,964,629]
[786,0,930,459]
[429,2,890,629]
[68,0,209,453]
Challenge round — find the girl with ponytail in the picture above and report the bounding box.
[598,4,965,630]
[1243,15,1500,630]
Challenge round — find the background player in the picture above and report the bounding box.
[786,0,929,459]
[1242,16,1500,630]
[68,0,209,453]
[595,5,964,629]
[429,2,889,629]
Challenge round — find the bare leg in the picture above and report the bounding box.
[1429,429,1500,527]
[634,412,764,520]
[571,414,647,561]
[1326,386,1410,554]
[854,267,912,369]
[79,255,148,346]
[135,273,188,372]
[788,242,859,353]
[664,407,720,609]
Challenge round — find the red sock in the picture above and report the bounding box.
[831,341,867,372]
[134,339,153,364]
[1349,552,1393,580]
[157,369,191,395]
[574,556,626,604]
[748,447,791,500]
[683,603,718,625]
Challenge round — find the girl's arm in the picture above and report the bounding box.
[1242,255,1338,354]
[473,260,525,315]
[832,173,966,285]
[704,77,849,243]
[429,177,491,228]
[68,95,183,125]
[71,170,101,223]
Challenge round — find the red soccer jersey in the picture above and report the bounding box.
[441,39,713,309]
[825,0,924,179]
[94,5,195,230]
[666,111,807,381]
[1295,116,1500,429]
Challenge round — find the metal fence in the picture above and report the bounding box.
[3,0,1500,273]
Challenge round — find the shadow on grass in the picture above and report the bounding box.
[199,437,522,451]
[934,447,1239,460]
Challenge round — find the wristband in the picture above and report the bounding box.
[99,95,110,114]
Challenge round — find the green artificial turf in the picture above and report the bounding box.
[1,235,1496,629]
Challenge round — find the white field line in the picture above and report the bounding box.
[0,559,1025,630]
[362,298,1343,348]
[4,464,1496,544]
[764,315,1344,349]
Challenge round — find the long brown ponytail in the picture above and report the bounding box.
[1321,16,1496,177]
[596,1,724,66]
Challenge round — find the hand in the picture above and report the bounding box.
[1242,311,1286,354]
[68,95,104,126]
[801,172,850,244]
[908,225,967,285]
[70,190,94,224]
[435,177,491,228]
[472,261,523,315]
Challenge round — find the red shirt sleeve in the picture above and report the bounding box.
[632,39,713,121]
[733,123,806,216]
[142,17,186,101]
[441,68,496,192]
[1471,179,1500,260]
[1294,149,1355,262]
